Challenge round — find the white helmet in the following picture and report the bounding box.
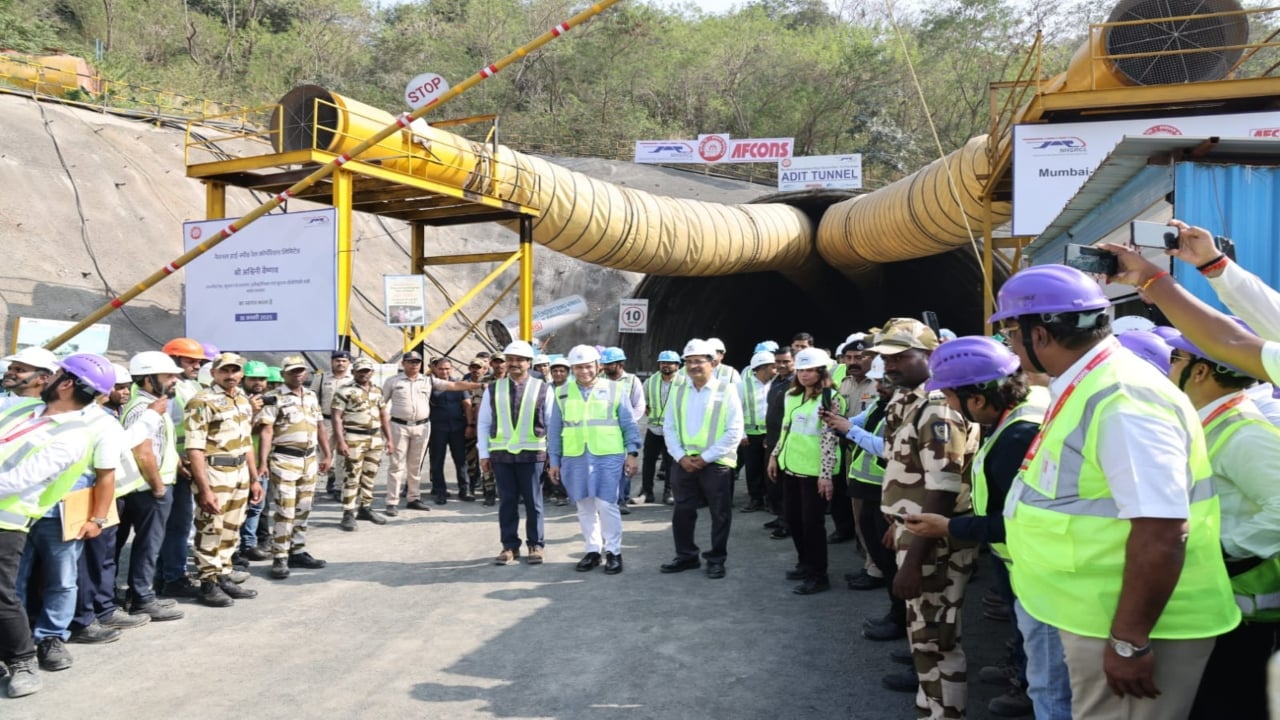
[549,356,571,369]
[503,340,535,359]
[749,351,777,370]
[1112,315,1156,334]
[129,350,183,376]
[866,356,886,380]
[707,337,727,353]
[197,363,213,387]
[111,363,132,385]
[567,345,600,366]
[3,346,60,373]
[534,354,551,366]
[682,338,716,359]
[794,348,831,371]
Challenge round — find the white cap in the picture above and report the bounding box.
[111,363,132,385]
[707,337,726,353]
[845,332,867,344]
[534,354,551,366]
[1112,315,1156,334]
[866,356,886,380]
[129,351,183,376]
[682,338,716,359]
[794,348,831,371]
[3,347,60,373]
[567,345,600,365]
[503,340,536,359]
[748,351,777,370]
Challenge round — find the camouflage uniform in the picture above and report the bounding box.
[185,382,255,583]
[882,381,980,720]
[258,384,323,559]
[313,370,353,494]
[465,372,497,497]
[332,381,386,511]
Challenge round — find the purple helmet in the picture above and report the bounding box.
[989,265,1110,323]
[1116,330,1173,374]
[1166,318,1255,377]
[1150,326,1179,342]
[925,336,1021,392]
[202,342,220,361]
[59,353,116,395]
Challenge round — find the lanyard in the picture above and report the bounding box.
[0,412,53,445]
[1201,393,1247,427]
[1020,346,1114,470]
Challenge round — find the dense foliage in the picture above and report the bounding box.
[5,0,1118,185]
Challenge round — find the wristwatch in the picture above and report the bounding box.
[1108,634,1152,658]
[627,452,639,458]
[91,517,108,529]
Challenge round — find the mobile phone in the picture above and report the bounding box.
[921,310,940,336]
[1064,244,1119,276]
[1216,235,1237,262]
[1131,220,1179,250]
[260,395,278,406]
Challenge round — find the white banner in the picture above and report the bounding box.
[383,275,427,327]
[182,209,338,352]
[634,135,793,164]
[778,154,862,191]
[618,299,648,334]
[1012,111,1280,235]
[12,317,111,358]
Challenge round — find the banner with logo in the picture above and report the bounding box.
[182,209,338,352]
[1013,111,1280,236]
[634,134,794,164]
[778,154,862,191]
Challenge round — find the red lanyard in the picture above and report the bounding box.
[0,412,53,445]
[1201,394,1247,427]
[1020,345,1115,470]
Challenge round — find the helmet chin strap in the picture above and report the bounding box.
[1018,317,1048,374]
[953,390,977,425]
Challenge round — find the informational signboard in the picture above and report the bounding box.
[182,208,337,352]
[634,135,794,165]
[11,317,111,357]
[1012,111,1280,235]
[618,299,649,334]
[778,154,863,191]
[383,274,427,327]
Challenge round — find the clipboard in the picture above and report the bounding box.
[59,487,120,541]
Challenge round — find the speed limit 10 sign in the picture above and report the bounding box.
[618,299,649,334]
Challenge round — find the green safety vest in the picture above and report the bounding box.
[1006,347,1240,640]
[171,377,202,453]
[118,388,179,495]
[488,377,548,454]
[556,381,625,457]
[832,363,847,386]
[847,413,887,486]
[672,378,737,468]
[644,374,675,429]
[0,401,94,532]
[1202,394,1280,621]
[778,391,844,477]
[973,387,1047,562]
[741,377,771,436]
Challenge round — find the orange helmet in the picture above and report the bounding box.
[162,337,206,360]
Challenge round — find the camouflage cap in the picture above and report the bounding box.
[353,357,377,372]
[866,318,939,355]
[281,355,308,372]
[211,352,247,371]
[469,356,487,369]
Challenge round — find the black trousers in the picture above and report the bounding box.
[72,525,118,632]
[670,462,734,563]
[859,488,906,626]
[827,474,855,537]
[742,435,768,503]
[0,529,35,663]
[640,431,671,498]
[115,487,172,605]
[782,471,828,579]
[429,426,469,497]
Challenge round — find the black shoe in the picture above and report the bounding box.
[218,577,258,599]
[890,648,914,665]
[100,608,149,630]
[158,576,202,599]
[199,580,234,608]
[785,567,808,581]
[603,552,623,575]
[793,577,831,595]
[483,491,496,507]
[36,637,73,671]
[881,669,918,693]
[847,571,888,590]
[357,506,387,525]
[576,552,601,572]
[660,557,701,573]
[988,685,1034,717]
[705,562,726,579]
[460,492,476,502]
[433,495,448,506]
[763,518,782,529]
[618,504,631,516]
[68,620,123,644]
[231,552,250,569]
[640,493,655,504]
[384,506,399,517]
[240,546,270,561]
[340,510,358,531]
[288,551,327,569]
[769,527,791,539]
[130,600,184,621]
[270,558,290,580]
[863,618,908,641]
[827,530,855,544]
[407,499,432,511]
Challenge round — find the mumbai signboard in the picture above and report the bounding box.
[634,135,794,164]
[777,154,862,191]
[1012,111,1280,236]
[182,208,338,352]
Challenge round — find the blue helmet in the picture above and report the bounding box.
[753,340,780,353]
[657,350,680,363]
[601,347,626,364]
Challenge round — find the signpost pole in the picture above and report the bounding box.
[334,168,354,350]
[519,215,534,342]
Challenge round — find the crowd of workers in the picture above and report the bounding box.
[0,219,1277,719]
